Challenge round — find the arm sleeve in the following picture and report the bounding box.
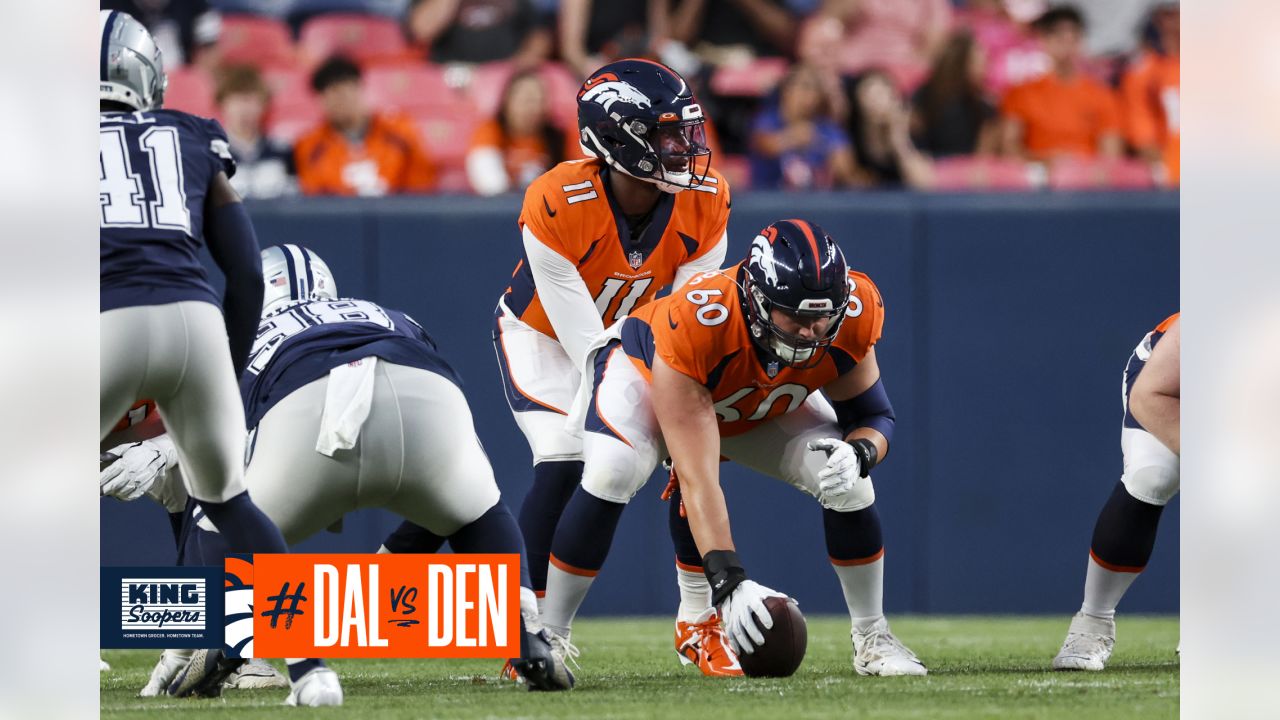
[466,147,511,196]
[206,201,264,376]
[523,225,605,368]
[673,230,728,290]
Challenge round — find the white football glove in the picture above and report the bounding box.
[808,437,862,504]
[719,580,788,655]
[99,437,174,502]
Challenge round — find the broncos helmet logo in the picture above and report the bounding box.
[580,80,653,113]
[749,234,780,287]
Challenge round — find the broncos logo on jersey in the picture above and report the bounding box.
[579,77,652,112]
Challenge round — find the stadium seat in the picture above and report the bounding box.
[931,157,1037,191]
[709,57,789,97]
[468,61,516,119]
[1048,158,1155,190]
[414,104,481,169]
[435,167,472,194]
[263,68,323,143]
[163,66,217,119]
[298,13,412,67]
[537,63,581,131]
[218,15,297,69]
[716,154,752,191]
[210,0,293,19]
[364,64,467,116]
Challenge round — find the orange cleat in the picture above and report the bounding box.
[675,610,743,677]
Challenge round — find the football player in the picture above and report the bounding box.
[118,245,575,703]
[541,219,927,677]
[1053,313,1180,671]
[99,9,290,695]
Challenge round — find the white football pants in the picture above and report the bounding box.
[100,301,247,503]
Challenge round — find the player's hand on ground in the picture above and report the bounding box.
[808,438,861,503]
[99,440,167,501]
[720,580,788,655]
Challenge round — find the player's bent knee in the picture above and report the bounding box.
[1121,465,1179,506]
[516,411,584,463]
[579,443,651,505]
[821,476,876,513]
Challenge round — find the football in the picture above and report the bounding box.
[739,596,807,678]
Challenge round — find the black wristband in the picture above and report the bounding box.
[703,550,748,607]
[849,438,878,478]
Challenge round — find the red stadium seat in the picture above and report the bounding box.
[218,15,297,69]
[716,154,752,191]
[1048,157,1155,190]
[468,61,516,119]
[537,63,581,131]
[299,14,411,66]
[931,157,1037,191]
[163,66,216,118]
[709,58,789,97]
[469,62,577,129]
[414,104,481,169]
[364,64,465,115]
[435,167,472,194]
[263,68,323,143]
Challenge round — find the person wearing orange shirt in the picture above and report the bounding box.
[1121,3,1179,184]
[541,219,927,677]
[1000,5,1122,160]
[466,69,570,196]
[294,56,436,196]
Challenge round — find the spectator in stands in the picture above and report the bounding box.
[215,66,296,200]
[102,0,221,71]
[294,56,437,196]
[999,5,1122,161]
[1121,2,1179,184]
[559,0,670,78]
[954,0,1051,98]
[670,0,801,64]
[911,30,1000,158]
[405,0,553,67]
[749,64,857,190]
[801,0,952,92]
[845,69,934,188]
[466,70,568,196]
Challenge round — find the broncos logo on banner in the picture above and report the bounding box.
[749,234,780,287]
[580,79,652,112]
[224,554,255,658]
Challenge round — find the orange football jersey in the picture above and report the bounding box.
[502,158,731,340]
[620,262,885,437]
[1153,312,1178,334]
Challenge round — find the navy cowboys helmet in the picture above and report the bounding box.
[261,245,338,315]
[99,10,167,112]
[739,219,850,368]
[577,59,711,193]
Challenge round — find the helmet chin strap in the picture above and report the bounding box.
[582,126,694,194]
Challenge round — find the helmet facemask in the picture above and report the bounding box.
[582,115,711,194]
[743,274,849,369]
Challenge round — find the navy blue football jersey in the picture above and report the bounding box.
[240,298,462,428]
[100,109,236,311]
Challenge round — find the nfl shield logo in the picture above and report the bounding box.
[628,250,644,269]
[766,361,780,378]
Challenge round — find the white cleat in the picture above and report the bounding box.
[1053,612,1116,671]
[285,667,344,707]
[139,649,191,697]
[545,629,581,671]
[225,657,289,690]
[851,618,927,676]
[100,657,110,672]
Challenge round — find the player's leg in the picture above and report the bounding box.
[99,306,150,440]
[493,310,585,609]
[723,392,925,676]
[154,302,288,555]
[1054,427,1179,671]
[542,345,664,642]
[376,362,573,690]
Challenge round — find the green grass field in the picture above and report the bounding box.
[101,615,1178,719]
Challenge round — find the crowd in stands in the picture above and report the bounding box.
[106,0,1179,197]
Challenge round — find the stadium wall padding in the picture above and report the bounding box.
[101,190,1180,616]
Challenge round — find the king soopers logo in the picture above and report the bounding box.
[121,578,206,630]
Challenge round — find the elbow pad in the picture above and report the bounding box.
[832,378,895,445]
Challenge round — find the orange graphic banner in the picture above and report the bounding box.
[246,554,520,659]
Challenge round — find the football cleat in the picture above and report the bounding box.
[100,657,110,672]
[225,657,289,689]
[508,628,575,691]
[139,649,190,697]
[285,667,344,707]
[675,609,743,677]
[1053,612,1116,671]
[851,618,927,676]
[166,649,245,698]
